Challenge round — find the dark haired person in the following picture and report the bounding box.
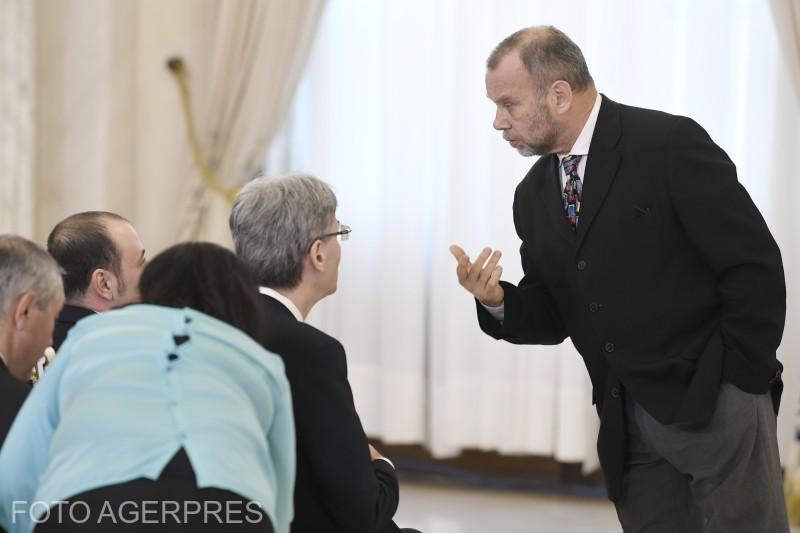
[451,26,788,532]
[0,235,63,446]
[230,174,420,533]
[46,211,146,349]
[0,242,294,533]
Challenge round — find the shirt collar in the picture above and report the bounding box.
[259,287,304,322]
[559,92,602,159]
[0,351,7,368]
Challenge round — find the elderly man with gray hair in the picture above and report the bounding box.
[451,25,788,532]
[0,235,64,445]
[230,174,420,533]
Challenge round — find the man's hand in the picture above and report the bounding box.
[449,245,504,307]
[369,444,384,462]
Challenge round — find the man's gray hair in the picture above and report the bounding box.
[0,235,63,316]
[487,26,594,95]
[230,173,337,289]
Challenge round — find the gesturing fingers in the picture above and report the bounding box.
[467,247,492,284]
[449,244,466,261]
[450,244,504,301]
[450,244,470,284]
[456,254,472,283]
[488,264,503,287]
[478,250,502,286]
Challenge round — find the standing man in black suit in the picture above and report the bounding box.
[230,174,420,533]
[0,235,64,445]
[451,26,789,532]
[46,211,147,349]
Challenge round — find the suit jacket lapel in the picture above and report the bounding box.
[576,95,622,252]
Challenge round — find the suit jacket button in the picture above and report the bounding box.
[611,387,620,399]
[589,302,599,313]
[577,260,587,271]
[604,342,615,353]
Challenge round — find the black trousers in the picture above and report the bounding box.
[34,449,274,532]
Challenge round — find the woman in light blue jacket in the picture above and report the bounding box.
[0,242,294,533]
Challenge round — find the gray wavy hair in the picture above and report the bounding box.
[0,235,63,316]
[229,173,337,289]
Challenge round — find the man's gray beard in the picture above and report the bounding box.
[515,127,558,157]
[517,141,552,157]
[517,145,536,157]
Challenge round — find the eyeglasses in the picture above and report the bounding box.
[312,223,351,244]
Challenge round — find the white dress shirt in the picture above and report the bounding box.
[556,92,602,189]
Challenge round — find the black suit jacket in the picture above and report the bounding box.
[0,359,30,447]
[259,294,401,533]
[477,95,785,501]
[52,304,95,351]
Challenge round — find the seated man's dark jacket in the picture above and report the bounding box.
[52,304,95,351]
[0,359,29,447]
[476,95,786,501]
[260,294,401,533]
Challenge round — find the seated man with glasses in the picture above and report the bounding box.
[230,174,420,533]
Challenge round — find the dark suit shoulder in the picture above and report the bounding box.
[0,369,29,405]
[262,309,344,357]
[615,100,701,144]
[260,297,346,373]
[0,365,30,446]
[53,305,95,351]
[613,101,734,179]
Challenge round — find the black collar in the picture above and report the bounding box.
[260,294,298,322]
[57,304,96,326]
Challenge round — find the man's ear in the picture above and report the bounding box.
[550,80,573,115]
[90,268,115,301]
[308,240,326,273]
[11,291,36,331]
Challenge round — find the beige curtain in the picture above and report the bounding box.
[0,0,34,236]
[769,0,800,524]
[35,0,138,239]
[34,0,325,252]
[177,1,326,244]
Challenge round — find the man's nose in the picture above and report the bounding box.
[493,108,509,130]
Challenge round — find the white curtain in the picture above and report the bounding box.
[34,0,324,251]
[279,0,800,471]
[0,0,34,236]
[770,0,800,100]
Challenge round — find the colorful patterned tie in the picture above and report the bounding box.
[562,154,583,228]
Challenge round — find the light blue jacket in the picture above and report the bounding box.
[0,304,295,533]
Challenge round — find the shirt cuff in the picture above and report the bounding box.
[481,301,505,322]
[375,456,395,469]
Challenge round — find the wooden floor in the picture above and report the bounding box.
[394,482,800,533]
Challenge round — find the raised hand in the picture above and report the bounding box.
[449,244,504,307]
